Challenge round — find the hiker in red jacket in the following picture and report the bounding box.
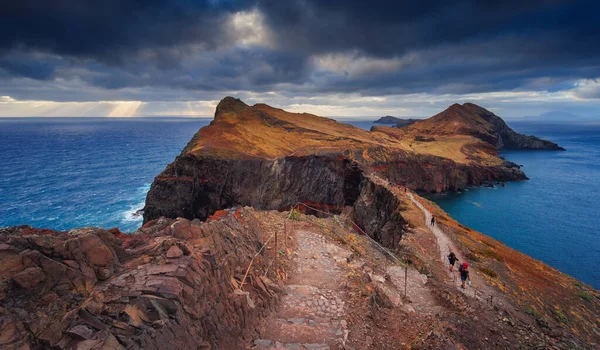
[459,262,470,288]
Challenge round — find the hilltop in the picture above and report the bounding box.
[400,103,565,150]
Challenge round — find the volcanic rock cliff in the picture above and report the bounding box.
[144,97,533,227]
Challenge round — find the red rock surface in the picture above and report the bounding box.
[0,209,281,349]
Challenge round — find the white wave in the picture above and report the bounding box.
[121,183,150,223]
[123,205,144,222]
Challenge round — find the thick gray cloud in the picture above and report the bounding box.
[0,0,599,104]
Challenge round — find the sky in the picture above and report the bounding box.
[0,0,599,119]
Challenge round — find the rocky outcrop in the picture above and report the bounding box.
[405,103,565,150]
[144,97,531,228]
[0,209,280,349]
[144,154,365,223]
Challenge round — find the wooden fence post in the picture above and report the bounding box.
[404,263,408,298]
[284,221,288,250]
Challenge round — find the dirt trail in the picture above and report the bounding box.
[407,192,502,305]
[408,193,466,288]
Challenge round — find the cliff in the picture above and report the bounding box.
[0,209,284,349]
[400,103,565,150]
[144,97,528,224]
[1,98,595,349]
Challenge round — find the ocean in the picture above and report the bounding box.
[0,117,211,233]
[0,118,598,288]
[428,121,600,289]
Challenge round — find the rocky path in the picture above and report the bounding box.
[252,217,447,349]
[407,192,504,305]
[408,193,468,290]
[253,230,353,349]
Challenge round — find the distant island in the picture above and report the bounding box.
[373,115,423,127]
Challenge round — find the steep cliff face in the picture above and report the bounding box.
[144,98,534,227]
[0,209,280,349]
[144,154,365,223]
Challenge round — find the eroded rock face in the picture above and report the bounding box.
[352,178,407,248]
[144,97,530,241]
[145,154,365,223]
[0,209,279,349]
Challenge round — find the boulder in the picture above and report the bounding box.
[12,266,45,289]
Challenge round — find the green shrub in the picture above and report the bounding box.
[525,306,542,320]
[554,310,568,324]
[480,248,503,262]
[289,207,302,221]
[479,267,498,278]
[576,291,592,302]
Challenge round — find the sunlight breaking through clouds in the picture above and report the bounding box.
[107,101,143,117]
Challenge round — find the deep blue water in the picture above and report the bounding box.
[429,121,600,289]
[0,118,597,288]
[0,118,211,232]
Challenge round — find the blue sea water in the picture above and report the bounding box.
[0,118,598,288]
[0,118,211,233]
[428,121,600,289]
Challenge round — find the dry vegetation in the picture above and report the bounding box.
[183,98,504,170]
[412,194,600,342]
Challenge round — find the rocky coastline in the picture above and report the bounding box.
[3,97,597,350]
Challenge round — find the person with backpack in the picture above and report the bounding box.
[458,262,470,288]
[447,252,458,271]
[430,216,435,226]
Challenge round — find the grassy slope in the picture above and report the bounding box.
[412,194,600,343]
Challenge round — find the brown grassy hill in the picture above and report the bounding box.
[182,97,408,160]
[397,102,564,150]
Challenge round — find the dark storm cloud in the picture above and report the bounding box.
[0,0,599,99]
[0,0,253,60]
[258,0,597,55]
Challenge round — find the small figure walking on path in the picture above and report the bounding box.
[447,252,458,271]
[430,216,435,226]
[458,262,470,288]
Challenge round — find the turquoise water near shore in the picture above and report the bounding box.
[428,121,600,289]
[0,118,598,288]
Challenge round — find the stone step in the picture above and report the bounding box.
[252,339,330,349]
[256,317,343,345]
[276,285,346,319]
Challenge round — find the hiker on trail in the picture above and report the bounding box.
[458,262,470,288]
[430,216,435,226]
[447,252,458,271]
